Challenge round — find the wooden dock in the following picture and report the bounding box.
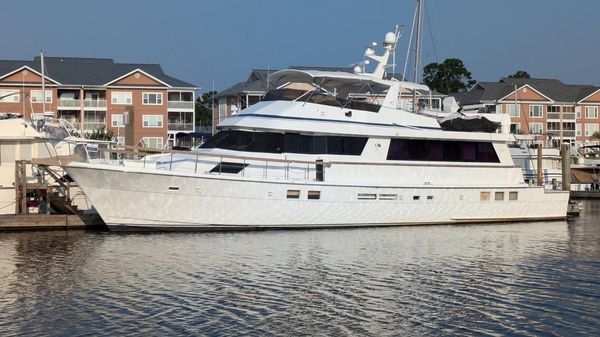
[571,191,600,199]
[0,213,105,231]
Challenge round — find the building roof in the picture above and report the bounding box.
[0,56,196,88]
[454,77,599,105]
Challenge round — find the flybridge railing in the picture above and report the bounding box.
[99,145,325,182]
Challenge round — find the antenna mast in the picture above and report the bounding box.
[41,50,46,115]
[412,0,423,112]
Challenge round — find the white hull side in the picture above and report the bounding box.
[66,164,569,231]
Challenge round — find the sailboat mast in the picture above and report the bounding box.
[41,50,46,115]
[412,0,423,112]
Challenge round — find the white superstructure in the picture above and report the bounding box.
[65,30,569,231]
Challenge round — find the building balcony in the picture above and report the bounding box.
[547,113,576,120]
[57,99,81,109]
[83,122,107,132]
[83,99,107,109]
[168,122,194,131]
[168,101,194,110]
[547,130,576,137]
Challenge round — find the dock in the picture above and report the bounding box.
[0,213,105,231]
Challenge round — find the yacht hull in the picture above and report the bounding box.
[66,163,569,232]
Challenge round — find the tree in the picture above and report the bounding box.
[84,126,114,141]
[195,91,217,127]
[592,131,600,140]
[422,58,476,94]
[508,70,531,79]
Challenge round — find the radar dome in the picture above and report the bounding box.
[384,32,396,44]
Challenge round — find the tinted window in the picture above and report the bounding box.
[202,130,367,156]
[387,139,499,163]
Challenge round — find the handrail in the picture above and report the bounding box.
[102,145,514,168]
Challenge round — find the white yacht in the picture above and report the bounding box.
[63,30,569,231]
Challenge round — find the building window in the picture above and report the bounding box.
[0,90,20,103]
[585,123,599,137]
[142,115,163,128]
[111,114,124,127]
[547,106,561,113]
[142,137,163,149]
[576,123,582,136]
[529,105,543,118]
[529,122,543,134]
[30,90,52,103]
[111,92,132,105]
[585,106,598,119]
[116,136,125,145]
[506,104,520,117]
[143,92,163,105]
[563,106,575,113]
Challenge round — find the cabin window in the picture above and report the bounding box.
[209,162,248,174]
[495,192,504,201]
[427,195,434,200]
[386,139,500,163]
[480,192,491,201]
[509,191,518,200]
[202,130,367,155]
[308,191,321,200]
[413,195,420,200]
[287,190,300,199]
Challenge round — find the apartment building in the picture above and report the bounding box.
[212,67,445,134]
[0,56,196,148]
[454,77,600,147]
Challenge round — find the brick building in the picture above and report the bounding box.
[0,56,196,148]
[454,77,600,147]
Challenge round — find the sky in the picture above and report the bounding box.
[3,0,600,92]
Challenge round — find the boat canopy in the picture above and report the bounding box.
[268,69,430,92]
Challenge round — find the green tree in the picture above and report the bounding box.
[592,131,600,140]
[422,58,476,94]
[508,70,531,78]
[195,91,217,127]
[84,126,114,141]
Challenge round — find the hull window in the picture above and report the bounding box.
[287,190,301,199]
[386,139,500,163]
[308,191,321,200]
[509,191,519,200]
[495,192,505,201]
[480,192,491,201]
[357,193,377,200]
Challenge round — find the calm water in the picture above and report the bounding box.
[1,202,600,336]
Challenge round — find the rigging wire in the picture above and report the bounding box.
[402,2,418,82]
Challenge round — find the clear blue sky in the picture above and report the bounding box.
[3,0,600,92]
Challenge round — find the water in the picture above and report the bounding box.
[1,202,600,336]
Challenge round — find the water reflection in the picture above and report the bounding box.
[0,204,599,336]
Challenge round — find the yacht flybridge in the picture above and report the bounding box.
[64,30,569,231]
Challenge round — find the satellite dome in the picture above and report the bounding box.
[384,32,396,44]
